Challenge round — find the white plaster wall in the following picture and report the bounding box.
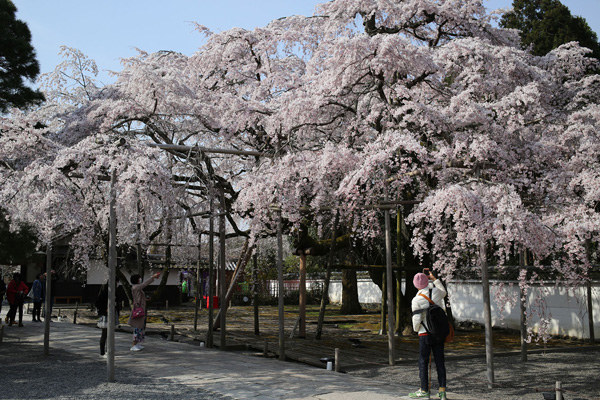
[448,281,600,340]
[328,279,382,304]
[86,260,179,286]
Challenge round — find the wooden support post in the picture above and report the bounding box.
[586,241,595,344]
[44,245,52,356]
[480,242,495,388]
[519,251,527,362]
[299,253,307,338]
[384,207,396,366]
[316,215,338,340]
[107,169,117,382]
[194,234,201,331]
[206,192,215,348]
[263,339,268,358]
[219,187,227,350]
[73,302,78,324]
[277,208,285,361]
[380,271,386,335]
[253,252,260,336]
[556,381,563,400]
[587,281,595,344]
[334,347,340,373]
[170,324,175,341]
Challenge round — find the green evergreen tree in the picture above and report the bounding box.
[0,0,45,114]
[500,0,600,60]
[0,207,38,265]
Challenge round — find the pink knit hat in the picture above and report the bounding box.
[413,273,429,290]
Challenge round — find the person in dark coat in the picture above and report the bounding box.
[31,273,44,322]
[0,277,6,321]
[95,279,124,357]
[6,273,29,327]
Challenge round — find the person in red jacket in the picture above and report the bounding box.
[6,273,29,327]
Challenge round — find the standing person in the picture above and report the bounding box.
[409,270,448,400]
[95,279,125,357]
[6,273,29,327]
[0,276,6,323]
[31,273,43,322]
[127,271,161,352]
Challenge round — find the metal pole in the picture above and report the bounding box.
[480,242,495,388]
[207,192,214,348]
[107,169,117,382]
[384,208,396,365]
[219,187,226,350]
[43,244,52,356]
[277,209,285,361]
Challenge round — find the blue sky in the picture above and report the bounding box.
[12,0,600,85]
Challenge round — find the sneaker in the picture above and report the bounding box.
[100,353,107,358]
[438,392,447,399]
[137,344,144,350]
[130,344,142,351]
[409,389,430,398]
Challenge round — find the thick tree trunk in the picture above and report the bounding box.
[340,269,362,314]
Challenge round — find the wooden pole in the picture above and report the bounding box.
[219,187,227,350]
[315,267,331,340]
[194,233,201,331]
[384,207,396,365]
[380,271,387,335]
[586,241,595,344]
[480,242,495,388]
[107,169,117,382]
[206,192,214,348]
[587,281,595,344]
[276,209,285,361]
[43,244,52,356]
[519,250,527,362]
[316,216,338,340]
[299,253,307,338]
[334,347,340,373]
[253,252,260,336]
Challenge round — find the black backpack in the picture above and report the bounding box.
[413,288,450,344]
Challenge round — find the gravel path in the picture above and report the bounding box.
[0,342,231,400]
[347,348,599,400]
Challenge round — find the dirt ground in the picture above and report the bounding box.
[45,302,600,399]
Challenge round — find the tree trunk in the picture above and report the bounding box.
[340,269,362,314]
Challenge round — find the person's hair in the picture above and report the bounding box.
[13,273,21,280]
[130,274,141,285]
[36,273,43,280]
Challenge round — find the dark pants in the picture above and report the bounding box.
[7,302,23,324]
[100,328,107,355]
[419,335,446,392]
[32,301,42,321]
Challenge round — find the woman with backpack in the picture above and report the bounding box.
[409,270,448,400]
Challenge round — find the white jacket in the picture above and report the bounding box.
[411,279,447,334]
